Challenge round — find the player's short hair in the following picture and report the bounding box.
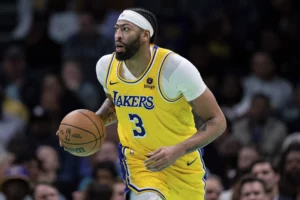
[128,8,157,43]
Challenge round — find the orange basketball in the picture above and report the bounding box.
[57,109,106,157]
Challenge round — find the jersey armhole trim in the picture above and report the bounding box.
[104,53,116,90]
[158,52,184,103]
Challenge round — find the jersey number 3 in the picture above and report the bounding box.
[129,114,146,137]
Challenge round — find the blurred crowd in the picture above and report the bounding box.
[0,0,300,200]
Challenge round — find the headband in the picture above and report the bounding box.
[118,10,154,37]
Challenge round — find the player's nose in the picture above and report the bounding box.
[114,30,123,41]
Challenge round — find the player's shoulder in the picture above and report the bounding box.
[161,51,195,78]
[96,53,114,73]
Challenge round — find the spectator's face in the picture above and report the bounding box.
[34,184,59,200]
[252,163,279,192]
[205,178,223,200]
[112,182,126,200]
[3,180,29,200]
[285,150,300,184]
[93,141,118,163]
[240,181,267,200]
[37,146,59,172]
[96,168,115,186]
[62,61,82,84]
[43,75,62,95]
[252,53,274,79]
[220,75,241,100]
[79,14,95,35]
[3,58,26,81]
[249,97,270,122]
[238,147,260,171]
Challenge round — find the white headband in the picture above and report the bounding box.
[118,10,154,37]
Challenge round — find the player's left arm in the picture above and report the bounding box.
[145,55,226,171]
[181,88,227,154]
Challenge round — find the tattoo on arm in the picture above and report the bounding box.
[184,102,218,154]
[96,98,117,126]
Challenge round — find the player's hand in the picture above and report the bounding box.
[145,146,184,172]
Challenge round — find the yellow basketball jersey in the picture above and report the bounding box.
[105,44,197,155]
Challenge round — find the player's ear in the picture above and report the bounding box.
[141,30,150,42]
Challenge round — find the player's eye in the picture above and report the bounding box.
[123,27,129,32]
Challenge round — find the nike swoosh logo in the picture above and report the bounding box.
[187,157,198,166]
[109,81,119,85]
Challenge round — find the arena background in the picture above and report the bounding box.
[0,0,299,200]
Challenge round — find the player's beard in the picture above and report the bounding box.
[115,37,141,61]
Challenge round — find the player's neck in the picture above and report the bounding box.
[125,45,151,78]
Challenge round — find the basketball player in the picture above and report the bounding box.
[95,8,226,200]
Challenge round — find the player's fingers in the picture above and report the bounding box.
[144,152,164,164]
[147,148,162,157]
[146,158,165,170]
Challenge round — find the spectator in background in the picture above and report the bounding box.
[61,59,102,110]
[0,76,28,124]
[63,12,113,85]
[36,146,60,185]
[0,151,14,180]
[277,142,300,199]
[79,161,118,191]
[14,12,62,71]
[78,140,120,184]
[0,166,32,200]
[40,73,83,122]
[242,52,293,112]
[232,174,268,200]
[233,94,287,158]
[250,159,283,200]
[205,175,224,200]
[33,183,65,200]
[218,74,246,121]
[0,78,25,147]
[220,145,260,200]
[1,45,40,111]
[26,107,60,151]
[281,82,300,133]
[84,181,113,200]
[111,178,126,200]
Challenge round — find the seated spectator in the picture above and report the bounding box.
[250,159,286,200]
[277,142,300,199]
[84,181,113,200]
[0,166,32,200]
[33,182,65,200]
[232,174,268,200]
[61,59,102,110]
[233,94,287,158]
[242,52,293,112]
[36,146,60,185]
[205,175,224,200]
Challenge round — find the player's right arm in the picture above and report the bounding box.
[96,94,117,126]
[95,54,117,126]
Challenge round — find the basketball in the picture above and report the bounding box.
[57,109,106,157]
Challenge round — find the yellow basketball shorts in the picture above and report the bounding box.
[118,144,207,200]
